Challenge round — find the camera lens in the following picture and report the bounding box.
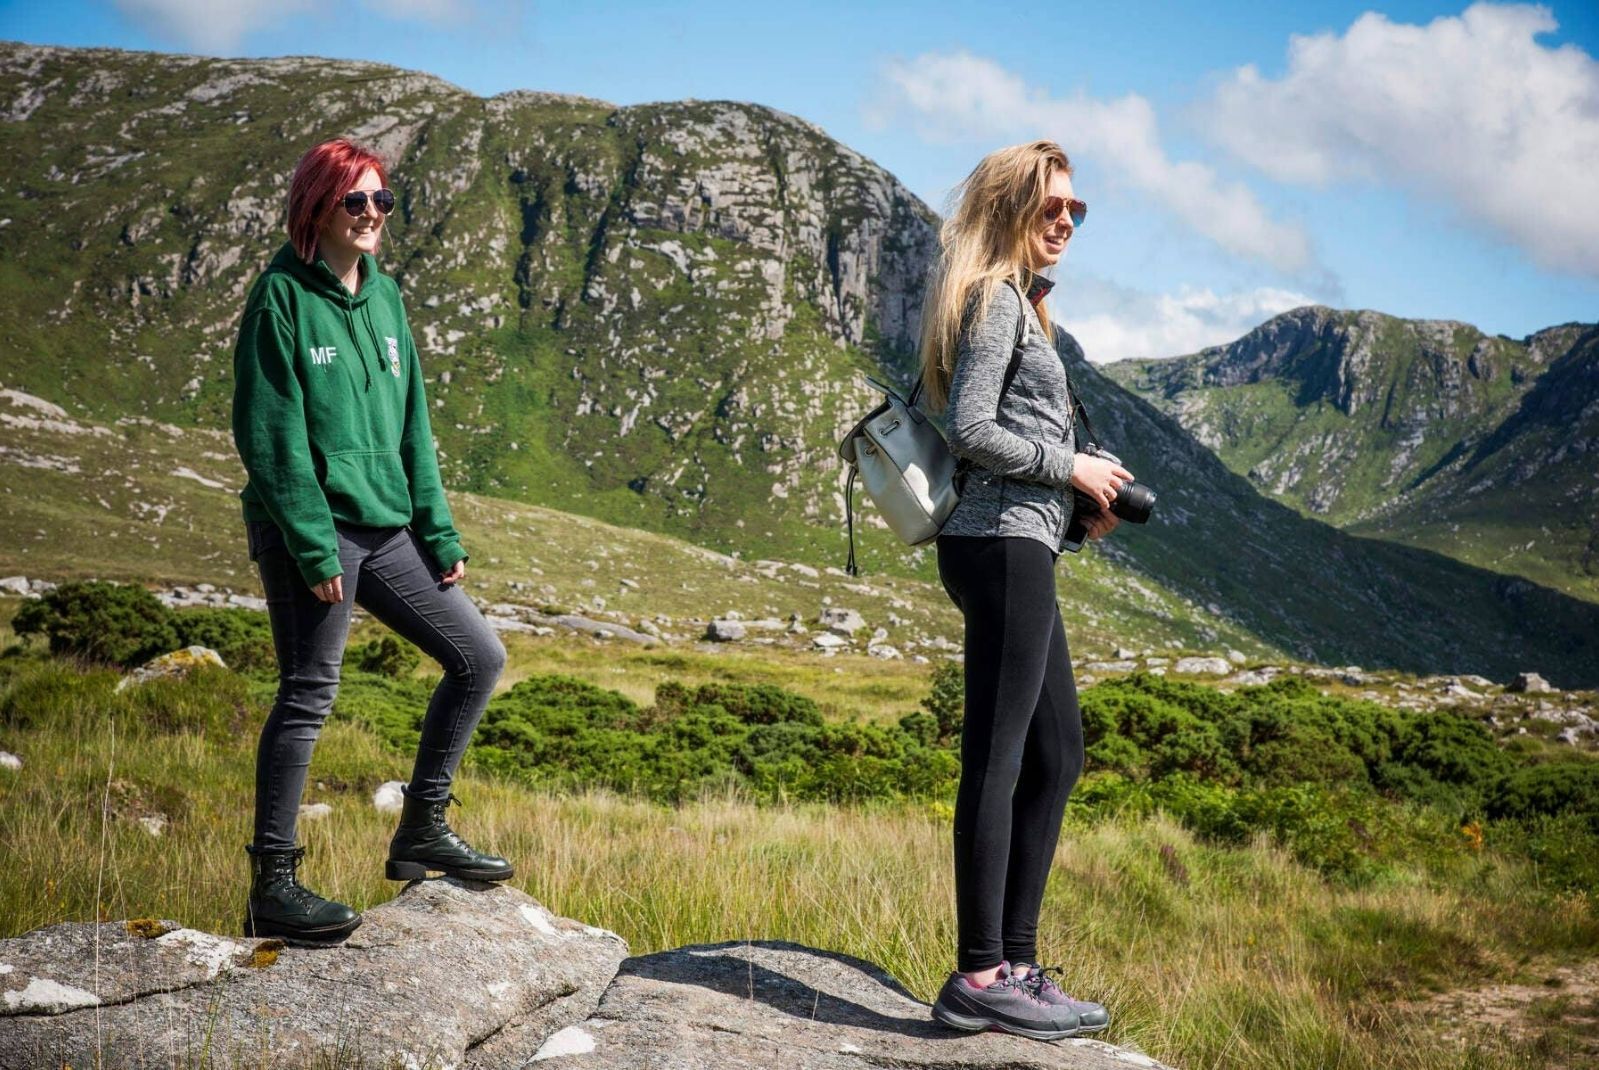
[1110,482,1156,524]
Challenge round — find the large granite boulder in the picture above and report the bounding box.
[528,940,1175,1069]
[0,878,627,1069]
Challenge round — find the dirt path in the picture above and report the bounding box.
[1402,960,1599,1068]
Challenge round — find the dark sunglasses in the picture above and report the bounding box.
[1043,195,1087,228]
[341,188,396,217]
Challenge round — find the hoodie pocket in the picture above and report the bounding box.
[321,449,413,522]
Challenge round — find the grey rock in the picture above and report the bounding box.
[0,575,31,596]
[1083,660,1139,673]
[0,879,627,1069]
[811,633,848,651]
[533,940,1173,1069]
[1508,672,1555,693]
[866,644,901,660]
[1226,649,1247,665]
[818,608,866,636]
[372,780,406,814]
[707,619,747,642]
[114,646,225,692]
[1174,657,1231,675]
[1225,670,1276,687]
[0,751,20,771]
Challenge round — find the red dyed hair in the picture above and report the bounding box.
[286,139,389,263]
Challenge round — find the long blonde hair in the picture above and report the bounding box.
[919,140,1072,410]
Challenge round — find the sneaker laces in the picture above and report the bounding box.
[990,970,1047,1004]
[1018,964,1072,1000]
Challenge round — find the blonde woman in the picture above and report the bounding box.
[923,141,1126,1040]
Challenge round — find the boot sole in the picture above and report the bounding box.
[385,858,515,882]
[241,914,361,945]
[932,1003,1083,1041]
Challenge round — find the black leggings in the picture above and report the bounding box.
[936,535,1085,972]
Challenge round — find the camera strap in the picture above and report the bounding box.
[1061,361,1098,448]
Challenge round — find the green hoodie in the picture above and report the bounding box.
[232,243,464,587]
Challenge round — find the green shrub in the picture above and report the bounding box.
[1486,763,1599,825]
[13,581,179,669]
[171,607,275,672]
[353,635,421,679]
[920,661,963,743]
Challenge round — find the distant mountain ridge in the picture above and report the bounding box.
[1102,307,1599,601]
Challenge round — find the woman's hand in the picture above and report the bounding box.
[311,576,345,603]
[1071,453,1136,511]
[440,559,466,586]
[1083,511,1120,540]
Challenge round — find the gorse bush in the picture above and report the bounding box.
[12,583,279,672]
[456,675,957,803]
[1080,674,1510,813]
[13,581,178,668]
[171,607,276,672]
[353,635,421,679]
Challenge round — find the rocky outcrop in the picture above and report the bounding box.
[533,940,1173,1069]
[0,879,627,1069]
[0,893,1177,1068]
[0,902,1176,1068]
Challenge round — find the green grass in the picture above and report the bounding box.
[2,633,1597,1069]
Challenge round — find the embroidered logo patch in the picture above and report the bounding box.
[386,336,401,378]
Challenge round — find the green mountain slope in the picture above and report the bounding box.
[0,41,936,566]
[1102,308,1599,601]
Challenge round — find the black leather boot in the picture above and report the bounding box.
[386,791,514,882]
[243,845,361,944]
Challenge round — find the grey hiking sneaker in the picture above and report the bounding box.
[931,964,1083,1041]
[1012,963,1110,1033]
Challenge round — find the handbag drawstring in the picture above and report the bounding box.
[844,465,859,577]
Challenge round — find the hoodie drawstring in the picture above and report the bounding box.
[344,304,371,392]
[359,303,386,387]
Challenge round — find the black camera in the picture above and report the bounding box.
[1062,445,1156,553]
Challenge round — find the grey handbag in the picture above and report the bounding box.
[838,375,958,575]
[838,286,1027,575]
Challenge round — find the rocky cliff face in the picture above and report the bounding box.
[1103,308,1599,600]
[0,42,937,560]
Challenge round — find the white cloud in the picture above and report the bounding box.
[1199,3,1599,277]
[113,0,311,53]
[1052,277,1319,364]
[869,51,1318,277]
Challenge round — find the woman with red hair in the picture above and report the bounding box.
[232,139,511,944]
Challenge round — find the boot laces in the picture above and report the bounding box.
[264,847,325,907]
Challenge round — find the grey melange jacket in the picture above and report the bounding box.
[940,280,1078,554]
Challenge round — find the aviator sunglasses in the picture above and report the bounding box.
[340,188,397,217]
[1043,195,1087,228]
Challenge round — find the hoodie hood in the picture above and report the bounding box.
[269,243,381,309]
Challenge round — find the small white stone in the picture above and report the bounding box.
[137,815,166,837]
[372,781,406,814]
[0,751,20,771]
[298,803,333,821]
[532,1026,596,1060]
[838,1043,863,1054]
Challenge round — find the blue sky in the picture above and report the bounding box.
[3,0,1596,361]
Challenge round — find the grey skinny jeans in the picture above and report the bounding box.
[248,521,506,851]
